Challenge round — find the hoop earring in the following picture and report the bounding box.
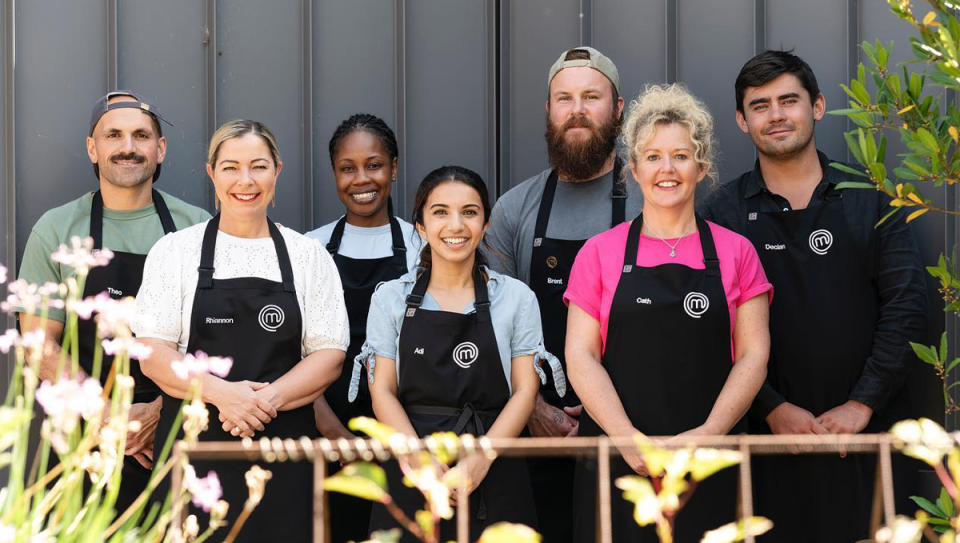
[272,194,277,208]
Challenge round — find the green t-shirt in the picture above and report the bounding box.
[18,189,211,322]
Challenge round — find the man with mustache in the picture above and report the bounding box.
[16,91,209,511]
[702,51,927,542]
[485,47,641,543]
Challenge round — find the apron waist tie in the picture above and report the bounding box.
[405,403,495,520]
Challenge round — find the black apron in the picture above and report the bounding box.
[527,161,625,543]
[743,187,877,543]
[153,215,315,543]
[368,267,537,543]
[573,214,743,543]
[79,189,176,513]
[324,216,408,543]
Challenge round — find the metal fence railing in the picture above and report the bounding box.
[171,434,902,543]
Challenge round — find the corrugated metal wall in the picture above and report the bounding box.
[0,0,951,425]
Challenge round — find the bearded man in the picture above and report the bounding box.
[16,91,209,512]
[485,47,642,543]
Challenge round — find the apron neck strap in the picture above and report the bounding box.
[621,213,720,277]
[90,189,177,250]
[325,216,347,254]
[326,215,408,258]
[197,214,296,292]
[534,158,626,244]
[405,266,492,321]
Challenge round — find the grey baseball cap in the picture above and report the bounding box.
[547,46,620,95]
[88,90,172,182]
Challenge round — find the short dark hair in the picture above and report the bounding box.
[735,50,820,114]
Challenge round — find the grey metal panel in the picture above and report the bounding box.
[216,0,305,231]
[15,0,106,261]
[506,0,580,189]
[767,0,849,162]
[593,0,666,104]
[1,0,12,409]
[117,0,210,208]
[404,0,494,206]
[313,0,397,226]
[677,0,755,183]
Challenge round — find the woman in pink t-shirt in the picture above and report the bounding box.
[564,85,772,543]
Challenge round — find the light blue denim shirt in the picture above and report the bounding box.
[348,266,566,402]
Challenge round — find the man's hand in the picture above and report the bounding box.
[527,395,578,437]
[816,400,873,435]
[766,402,830,435]
[124,397,162,468]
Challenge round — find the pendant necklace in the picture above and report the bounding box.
[645,222,695,257]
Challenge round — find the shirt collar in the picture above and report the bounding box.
[397,265,503,294]
[744,150,841,199]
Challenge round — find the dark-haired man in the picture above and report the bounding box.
[703,51,927,542]
[485,47,642,543]
[17,91,209,511]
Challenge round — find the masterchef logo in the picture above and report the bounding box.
[258,305,285,332]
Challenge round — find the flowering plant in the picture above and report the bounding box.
[0,236,264,542]
[323,417,541,543]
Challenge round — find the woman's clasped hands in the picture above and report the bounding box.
[209,379,279,438]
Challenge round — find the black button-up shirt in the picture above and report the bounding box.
[701,151,928,420]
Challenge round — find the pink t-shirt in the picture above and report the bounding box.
[563,220,773,357]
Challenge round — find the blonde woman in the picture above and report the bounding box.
[136,120,348,542]
[564,85,772,542]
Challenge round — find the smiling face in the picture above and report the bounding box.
[86,96,166,188]
[737,73,825,160]
[416,181,488,267]
[333,130,397,226]
[206,133,282,222]
[630,122,706,213]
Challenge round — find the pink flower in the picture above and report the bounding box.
[0,522,13,543]
[35,375,105,433]
[69,296,97,320]
[0,264,8,285]
[21,329,45,351]
[184,465,223,512]
[93,293,138,339]
[171,351,233,381]
[101,337,153,360]
[0,329,19,354]
[50,237,113,276]
[2,280,43,315]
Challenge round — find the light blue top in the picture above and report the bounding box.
[304,215,421,272]
[348,266,566,401]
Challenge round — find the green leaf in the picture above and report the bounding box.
[851,79,872,105]
[364,529,402,543]
[827,108,868,116]
[945,358,960,373]
[836,181,877,190]
[688,448,742,481]
[941,332,949,364]
[938,486,955,517]
[910,495,946,517]
[869,163,888,184]
[917,127,941,155]
[477,523,542,543]
[323,462,389,502]
[831,162,870,178]
[845,131,867,165]
[878,134,887,163]
[911,342,939,365]
[875,207,900,227]
[349,416,398,443]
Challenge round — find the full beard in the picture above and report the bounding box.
[545,110,620,181]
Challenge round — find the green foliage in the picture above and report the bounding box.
[323,462,389,503]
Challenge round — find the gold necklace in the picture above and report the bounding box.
[644,222,695,257]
